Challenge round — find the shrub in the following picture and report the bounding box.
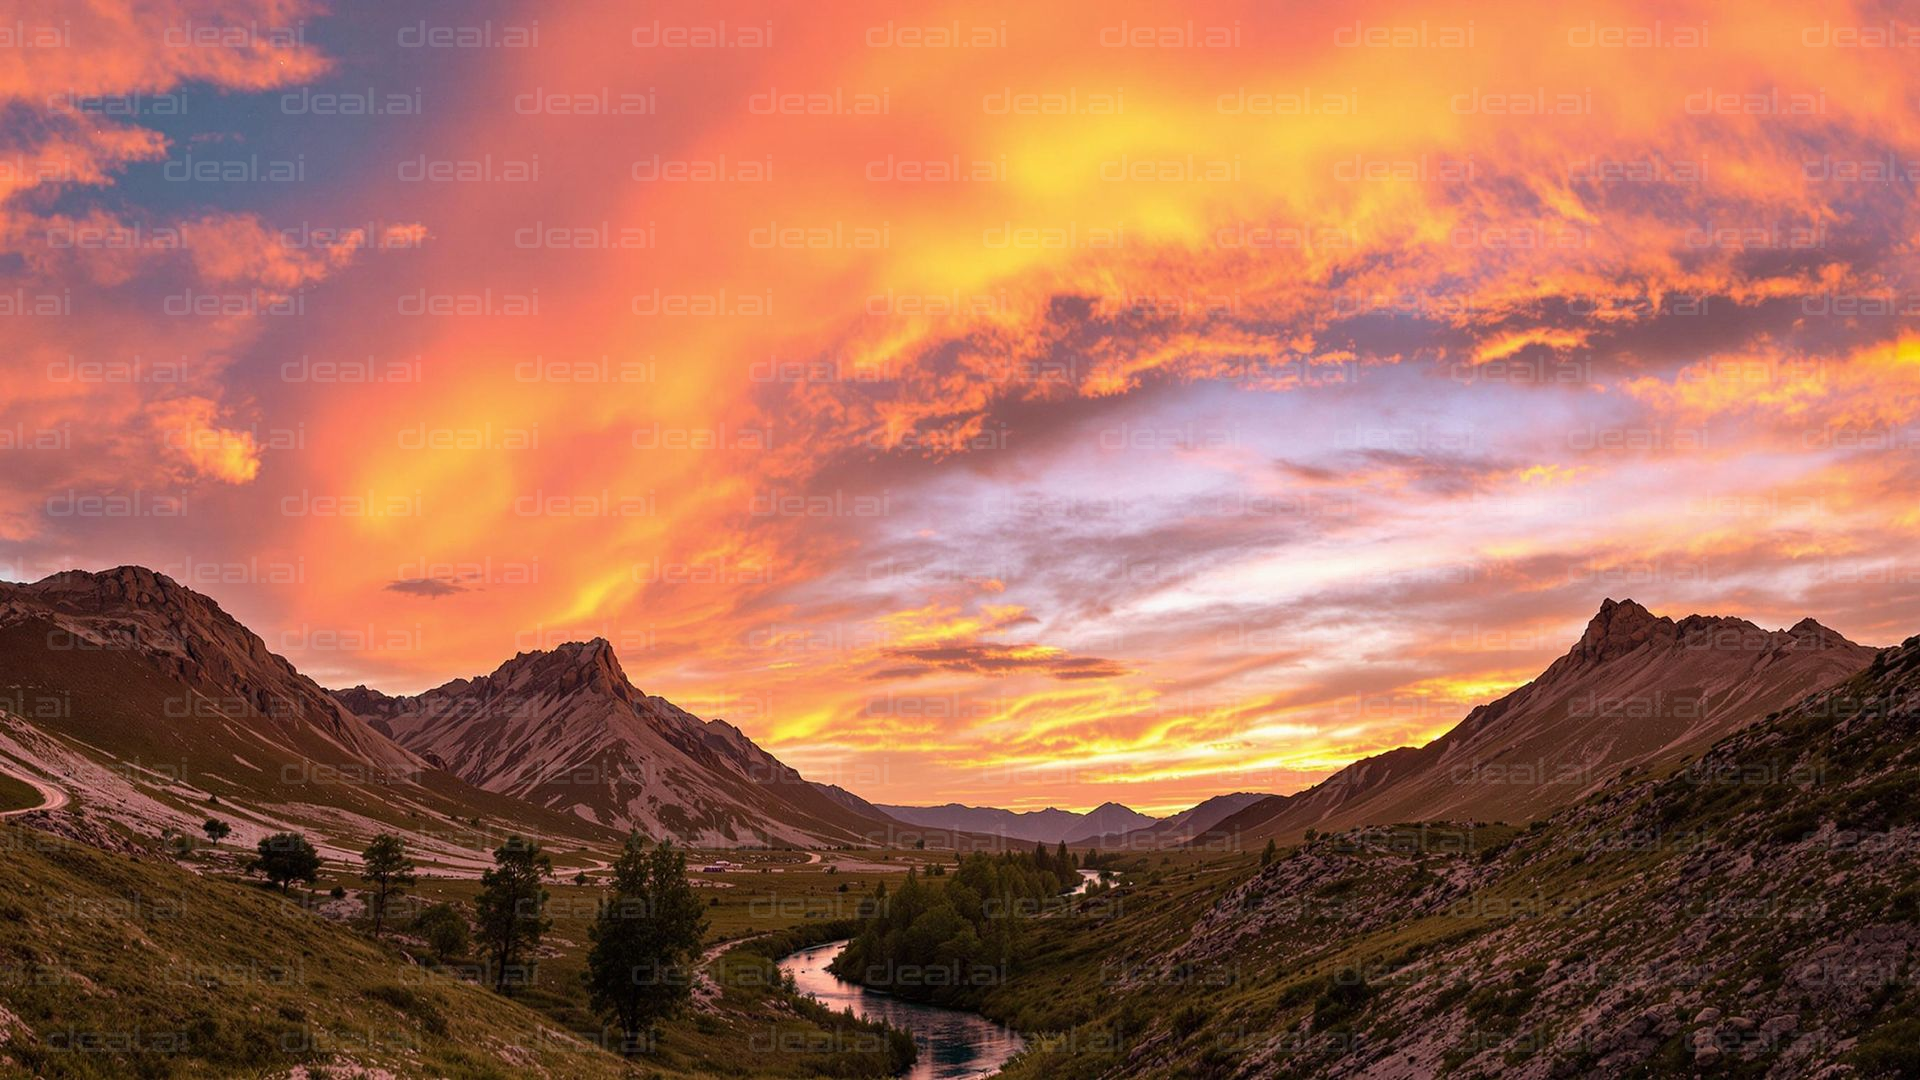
[1313,971,1374,1030]
[1851,1018,1920,1077]
[412,903,471,962]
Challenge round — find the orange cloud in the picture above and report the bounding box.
[145,396,263,484]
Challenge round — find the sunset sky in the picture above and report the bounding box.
[4,0,1918,813]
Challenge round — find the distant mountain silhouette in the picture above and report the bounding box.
[878,800,1157,844]
[1075,791,1276,849]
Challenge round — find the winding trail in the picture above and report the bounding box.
[0,757,68,818]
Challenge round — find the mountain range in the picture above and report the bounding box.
[0,567,900,859]
[0,566,617,867]
[1,566,1911,1079]
[876,801,1161,845]
[0,566,1177,854]
[1077,791,1275,848]
[0,570,1882,867]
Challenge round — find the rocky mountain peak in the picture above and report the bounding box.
[18,565,206,616]
[334,638,894,846]
[4,565,266,671]
[1787,616,1853,647]
[555,636,623,674]
[2,565,421,769]
[1571,597,1676,664]
[483,637,635,704]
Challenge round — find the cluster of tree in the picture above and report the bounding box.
[246,830,419,939]
[1038,840,1080,881]
[243,827,708,1058]
[468,831,709,1054]
[240,830,553,993]
[830,849,1074,1006]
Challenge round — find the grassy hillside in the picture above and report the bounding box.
[0,825,941,1079]
[0,821,632,1078]
[0,774,39,813]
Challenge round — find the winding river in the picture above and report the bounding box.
[779,939,1026,1080]
[774,869,1101,1079]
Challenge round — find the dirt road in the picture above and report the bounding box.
[0,759,68,818]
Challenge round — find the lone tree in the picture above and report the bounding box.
[1261,839,1278,867]
[201,819,231,844]
[475,836,552,994]
[585,834,708,1055]
[360,833,418,937]
[254,833,320,893]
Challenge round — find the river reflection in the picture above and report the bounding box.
[778,940,1027,1080]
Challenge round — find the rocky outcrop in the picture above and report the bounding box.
[1571,597,1676,663]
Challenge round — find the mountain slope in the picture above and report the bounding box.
[337,639,900,847]
[1200,598,1875,845]
[986,630,1920,1079]
[0,819,631,1078]
[1,566,416,771]
[877,801,1157,844]
[0,566,619,867]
